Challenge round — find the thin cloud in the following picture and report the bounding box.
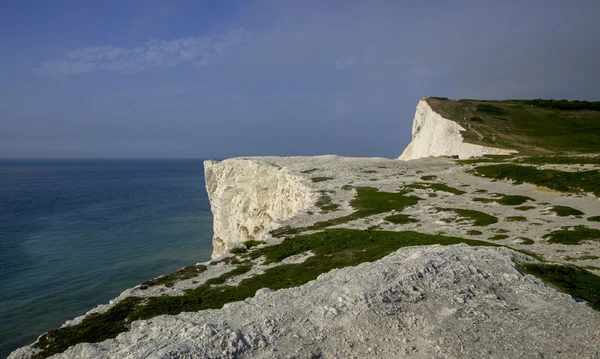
[35,29,246,78]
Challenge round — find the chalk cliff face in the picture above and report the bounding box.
[399,100,517,160]
[204,158,314,258]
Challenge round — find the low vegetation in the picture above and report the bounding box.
[384,214,418,224]
[420,175,437,181]
[515,205,536,211]
[550,205,584,217]
[139,264,207,289]
[404,182,466,195]
[520,263,600,311]
[436,208,498,226]
[543,226,600,245]
[519,237,534,245]
[515,155,600,165]
[489,234,510,240]
[300,168,319,174]
[473,194,534,206]
[312,176,334,183]
[473,164,600,196]
[587,216,600,222]
[506,216,527,222]
[467,230,483,235]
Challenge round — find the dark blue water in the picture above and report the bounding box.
[0,159,213,358]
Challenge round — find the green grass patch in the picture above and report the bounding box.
[550,205,584,217]
[467,230,483,235]
[404,182,466,195]
[474,189,488,193]
[515,205,536,211]
[515,155,600,165]
[362,170,377,173]
[473,194,533,206]
[473,164,600,196]
[436,208,498,226]
[495,229,510,233]
[489,234,510,240]
[311,176,334,183]
[519,237,534,245]
[588,216,600,222]
[384,214,418,224]
[506,216,527,222]
[497,195,534,205]
[300,168,319,174]
[420,175,437,181]
[565,255,600,261]
[139,264,207,289]
[543,225,600,245]
[243,240,265,249]
[229,247,247,254]
[341,184,353,190]
[520,263,600,311]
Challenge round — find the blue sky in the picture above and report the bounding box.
[1,0,599,158]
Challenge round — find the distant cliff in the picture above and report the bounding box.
[399,99,517,160]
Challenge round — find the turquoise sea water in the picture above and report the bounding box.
[0,159,214,358]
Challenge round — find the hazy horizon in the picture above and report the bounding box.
[2,0,600,159]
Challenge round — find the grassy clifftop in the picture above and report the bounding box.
[426,97,600,155]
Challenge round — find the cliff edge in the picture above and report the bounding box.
[399,99,517,160]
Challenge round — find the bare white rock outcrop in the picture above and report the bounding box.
[399,99,517,160]
[31,245,600,359]
[204,158,314,258]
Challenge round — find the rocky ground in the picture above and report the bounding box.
[10,155,600,359]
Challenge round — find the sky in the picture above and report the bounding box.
[1,0,599,159]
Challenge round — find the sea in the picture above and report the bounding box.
[0,159,214,358]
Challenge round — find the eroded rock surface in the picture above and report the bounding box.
[35,246,600,359]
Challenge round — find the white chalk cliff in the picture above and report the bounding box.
[399,99,517,160]
[204,158,314,258]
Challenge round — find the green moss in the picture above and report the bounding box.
[473,197,496,203]
[565,255,600,261]
[300,168,319,174]
[520,263,600,311]
[497,195,534,206]
[473,164,600,196]
[383,214,418,224]
[436,207,498,226]
[588,216,600,222]
[420,175,437,181]
[473,194,534,206]
[489,234,509,240]
[506,216,527,222]
[320,204,340,212]
[229,247,246,254]
[516,155,600,165]
[495,229,510,233]
[139,264,207,289]
[243,240,265,249]
[519,237,534,245]
[515,205,536,211]
[467,230,483,235]
[404,182,466,195]
[341,184,353,190]
[311,176,334,182]
[306,187,422,230]
[474,189,488,193]
[543,225,600,245]
[551,205,584,217]
[362,170,377,173]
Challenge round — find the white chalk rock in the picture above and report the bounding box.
[204,158,314,258]
[399,100,517,160]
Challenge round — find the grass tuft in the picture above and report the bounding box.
[436,207,498,226]
[404,182,466,195]
[550,205,584,217]
[384,214,418,224]
[520,263,600,311]
[506,216,527,222]
[543,225,600,245]
[139,265,206,289]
